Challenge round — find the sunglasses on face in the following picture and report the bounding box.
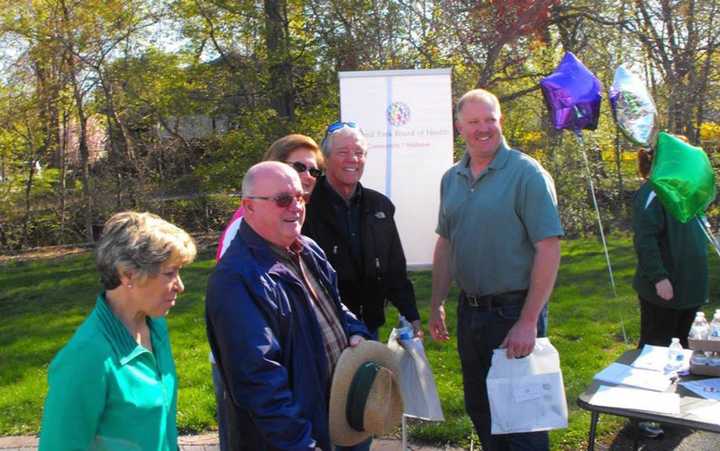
[246,191,310,208]
[289,161,322,178]
[324,121,358,138]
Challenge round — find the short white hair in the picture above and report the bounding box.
[456,89,502,119]
[321,127,368,158]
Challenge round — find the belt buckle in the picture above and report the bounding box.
[467,296,480,307]
[465,294,489,309]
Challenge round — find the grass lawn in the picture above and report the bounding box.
[2,236,719,449]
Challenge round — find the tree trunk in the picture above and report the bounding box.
[613,129,625,214]
[58,109,69,244]
[264,0,295,122]
[69,73,94,243]
[99,74,136,161]
[21,149,36,248]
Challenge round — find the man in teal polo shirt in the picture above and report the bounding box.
[429,89,563,450]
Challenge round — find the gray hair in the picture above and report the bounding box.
[321,126,368,158]
[95,211,197,290]
[241,167,257,197]
[456,89,502,119]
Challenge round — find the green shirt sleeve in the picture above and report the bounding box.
[633,188,669,284]
[435,171,450,238]
[39,338,108,451]
[517,166,564,243]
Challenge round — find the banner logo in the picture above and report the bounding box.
[387,101,411,126]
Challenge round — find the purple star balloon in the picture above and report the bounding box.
[540,52,603,131]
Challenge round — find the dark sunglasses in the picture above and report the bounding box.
[289,161,322,178]
[246,192,310,208]
[324,121,358,138]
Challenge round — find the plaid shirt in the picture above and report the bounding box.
[274,242,349,376]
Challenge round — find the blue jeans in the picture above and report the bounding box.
[211,362,229,451]
[457,292,549,451]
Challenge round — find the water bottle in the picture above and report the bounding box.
[691,350,708,366]
[667,337,684,371]
[709,312,720,341]
[689,312,710,340]
[710,352,720,367]
[396,315,413,341]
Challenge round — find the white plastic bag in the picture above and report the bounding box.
[486,337,568,434]
[387,328,444,421]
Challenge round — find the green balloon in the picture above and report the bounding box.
[650,132,716,223]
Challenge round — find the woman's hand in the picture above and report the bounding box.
[655,279,674,301]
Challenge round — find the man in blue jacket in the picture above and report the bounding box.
[206,161,370,451]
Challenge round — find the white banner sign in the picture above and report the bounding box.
[338,69,453,267]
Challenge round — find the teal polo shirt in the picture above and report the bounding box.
[436,142,564,296]
[40,293,178,451]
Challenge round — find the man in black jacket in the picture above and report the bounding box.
[303,121,421,342]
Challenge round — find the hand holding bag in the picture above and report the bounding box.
[387,328,444,421]
[486,337,568,434]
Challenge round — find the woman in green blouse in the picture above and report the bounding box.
[39,211,196,450]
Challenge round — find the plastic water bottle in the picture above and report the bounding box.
[667,338,684,371]
[709,312,720,341]
[691,350,708,366]
[689,312,710,340]
[396,315,413,340]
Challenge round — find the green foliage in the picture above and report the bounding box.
[1,0,720,249]
[192,109,283,194]
[151,194,239,233]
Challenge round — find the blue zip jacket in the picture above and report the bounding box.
[206,221,369,450]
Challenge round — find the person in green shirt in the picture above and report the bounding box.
[632,146,708,438]
[633,147,708,348]
[39,211,197,451]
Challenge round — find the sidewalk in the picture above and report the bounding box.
[0,434,466,450]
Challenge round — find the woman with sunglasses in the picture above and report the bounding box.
[215,134,324,261]
[211,133,323,451]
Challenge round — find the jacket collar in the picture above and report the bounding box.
[239,221,337,296]
[238,220,305,281]
[313,176,363,207]
[95,293,163,366]
[321,176,362,207]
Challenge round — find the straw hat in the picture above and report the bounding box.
[329,340,404,446]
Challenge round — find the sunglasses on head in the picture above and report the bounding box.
[289,161,322,178]
[246,191,310,208]
[324,121,358,137]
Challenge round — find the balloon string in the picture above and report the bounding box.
[574,132,628,344]
[697,216,720,258]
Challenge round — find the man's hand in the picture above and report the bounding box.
[655,278,673,301]
[429,304,449,341]
[349,334,365,347]
[411,319,424,339]
[500,319,537,358]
